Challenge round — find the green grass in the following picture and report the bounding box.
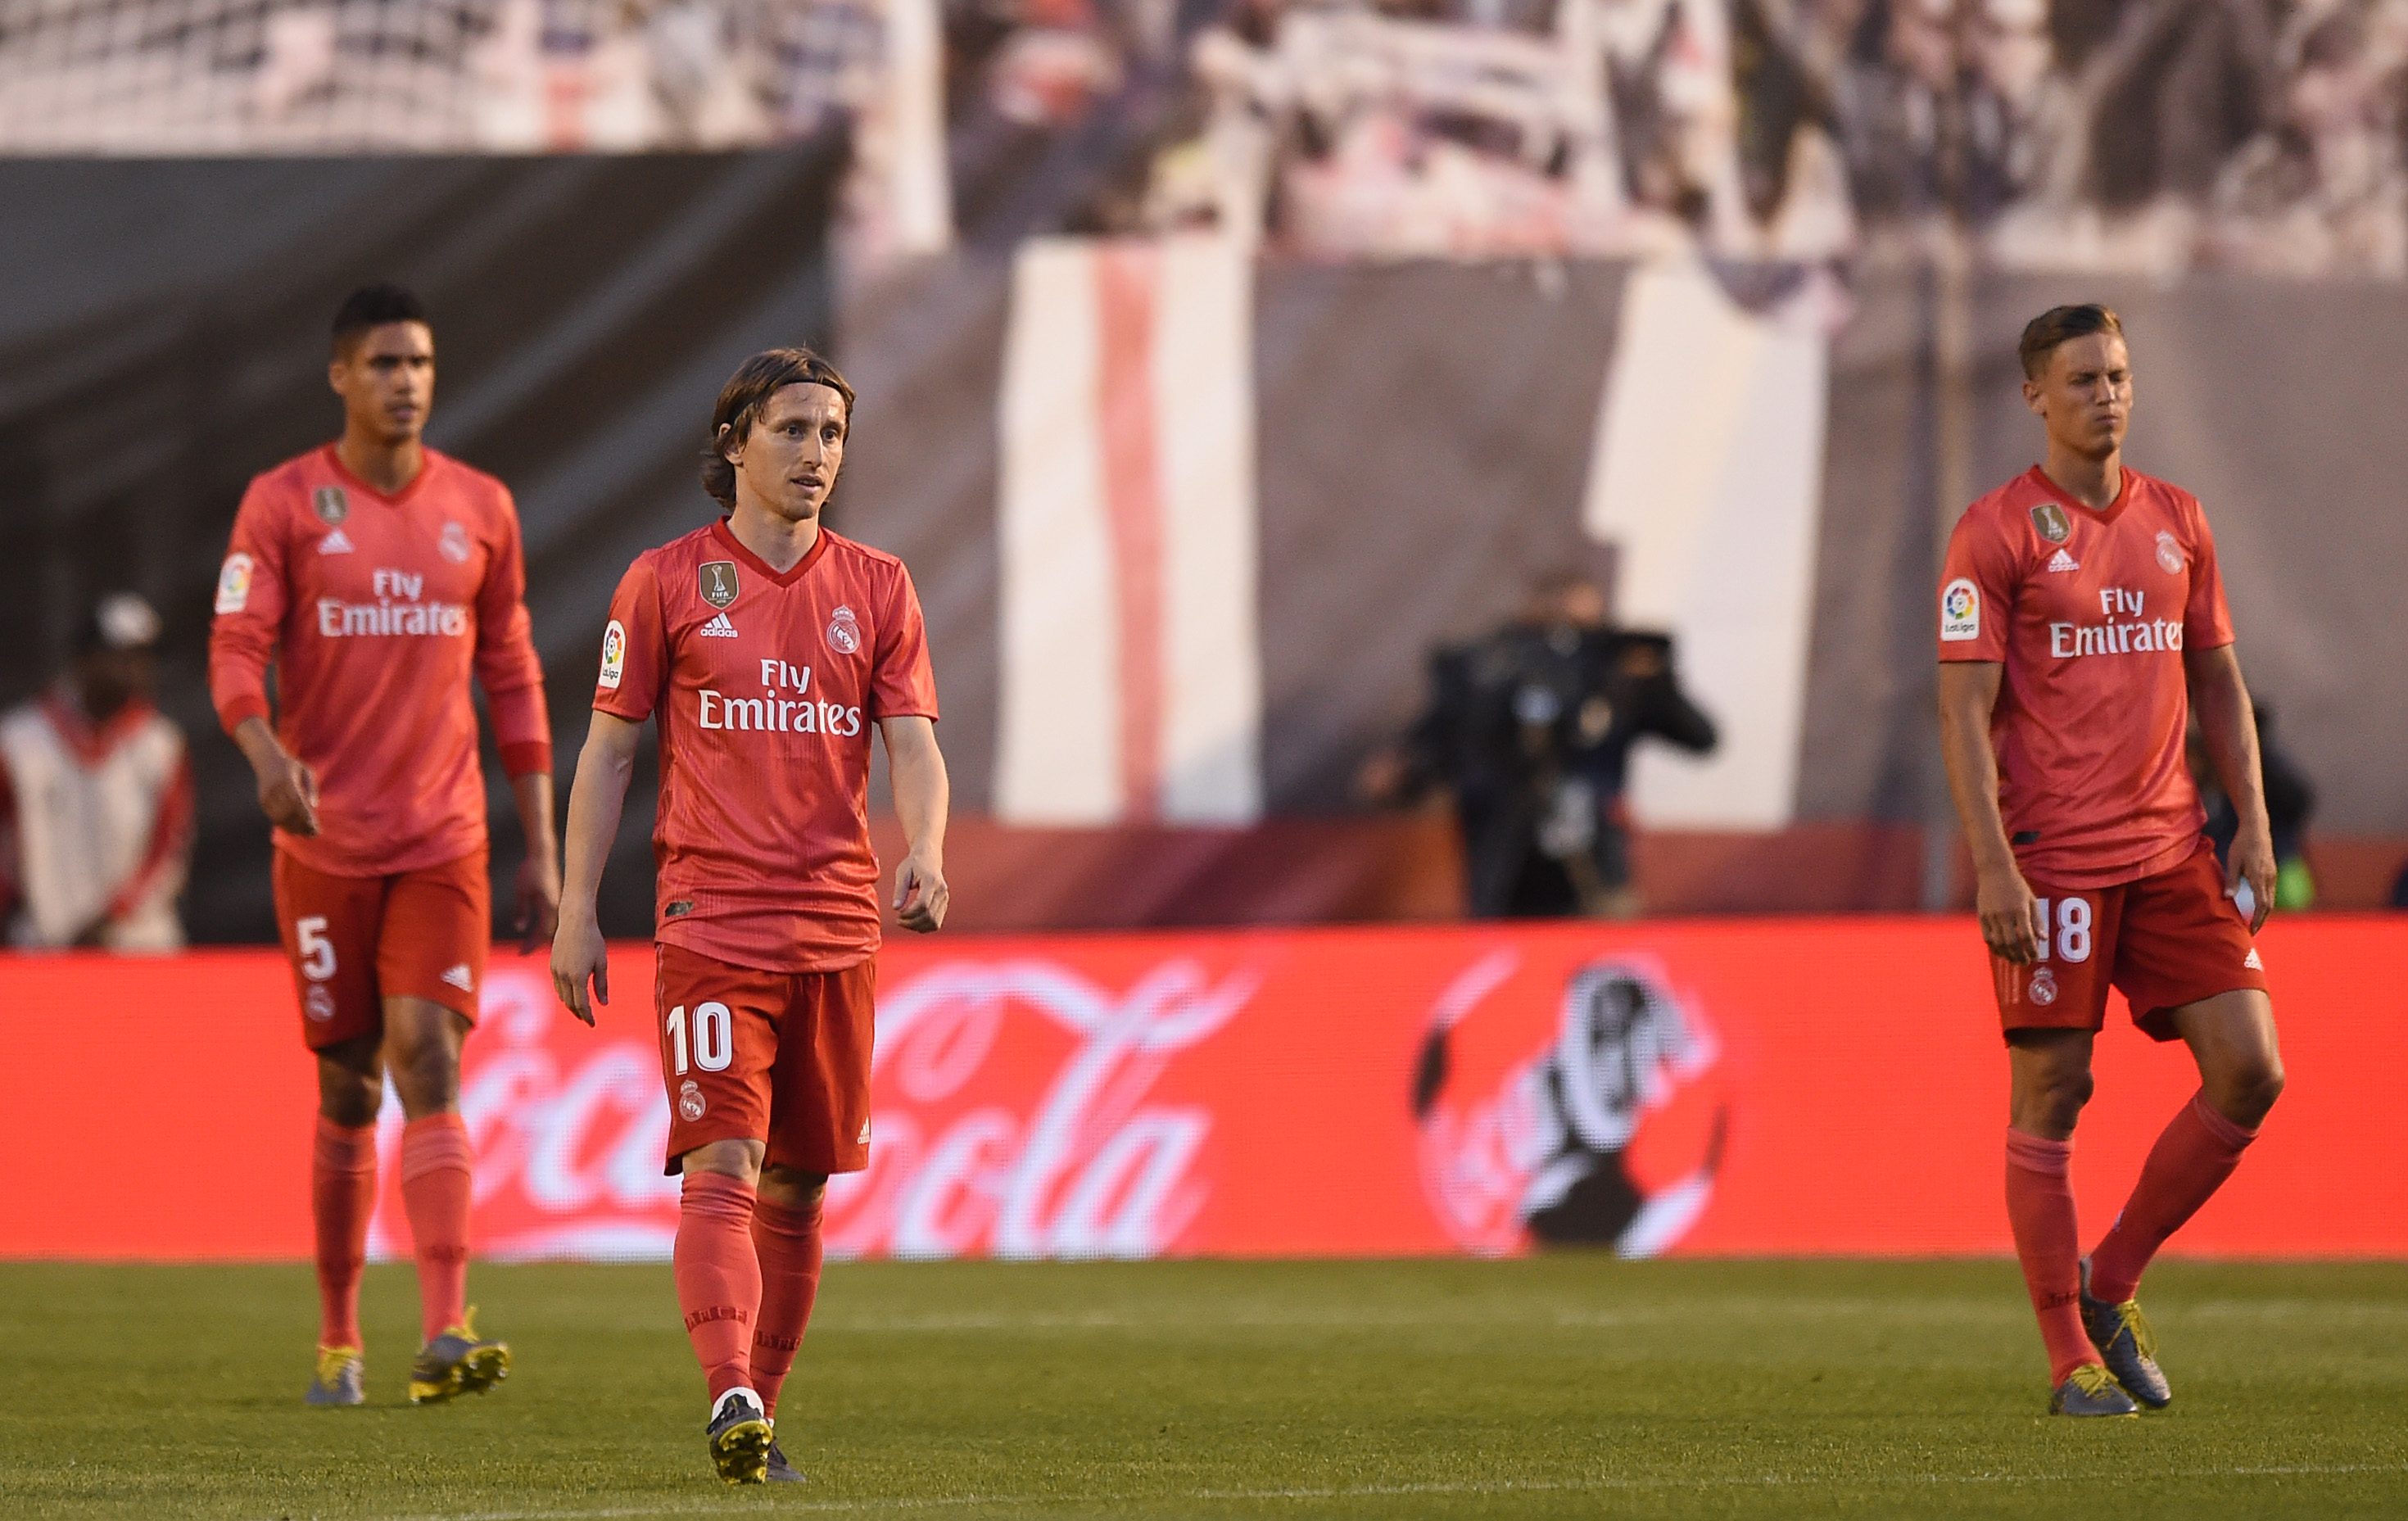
[2,1258,2402,1520]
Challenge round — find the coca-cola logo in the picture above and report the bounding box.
[369,956,1259,1264]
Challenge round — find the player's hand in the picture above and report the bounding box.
[251,746,320,837]
[550,910,607,1026]
[893,850,948,933]
[514,853,563,954]
[2225,817,2277,935]
[1976,862,2044,963]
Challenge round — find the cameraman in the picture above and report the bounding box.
[1360,573,1717,918]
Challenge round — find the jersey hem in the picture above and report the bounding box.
[2014,833,2208,891]
[274,833,491,881]
[653,922,877,977]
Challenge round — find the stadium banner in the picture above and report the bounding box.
[2,916,2401,1262]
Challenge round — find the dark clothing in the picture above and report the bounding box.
[1401,622,1717,917]
[2202,707,2315,869]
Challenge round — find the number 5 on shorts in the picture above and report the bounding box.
[667,1002,734,1074]
[296,916,337,980]
[2030,897,2093,963]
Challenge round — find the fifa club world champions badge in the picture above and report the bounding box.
[699,561,739,609]
[314,486,349,525]
[2030,502,2071,544]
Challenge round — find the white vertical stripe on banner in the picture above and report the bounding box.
[997,238,1119,823]
[996,234,1264,826]
[883,0,953,255]
[1582,257,1828,829]
[1151,233,1262,823]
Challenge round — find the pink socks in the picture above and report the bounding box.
[675,1172,763,1402]
[750,1194,826,1419]
[2004,1128,2096,1384]
[311,1117,378,1350]
[399,1115,473,1343]
[2089,1090,2258,1305]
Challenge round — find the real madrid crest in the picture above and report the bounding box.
[2154,530,2185,574]
[826,604,862,654]
[2029,966,2059,1007]
[439,521,473,564]
[699,561,740,609]
[313,486,350,525]
[2029,503,2071,544]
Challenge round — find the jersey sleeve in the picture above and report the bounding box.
[867,563,939,722]
[2182,498,2237,652]
[206,477,292,735]
[1936,506,2016,663]
[472,488,553,778]
[594,557,669,722]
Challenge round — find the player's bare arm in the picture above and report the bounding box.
[511,772,562,953]
[1937,661,2042,962]
[551,708,642,1024]
[2187,643,2275,931]
[882,713,949,933]
[231,713,321,837]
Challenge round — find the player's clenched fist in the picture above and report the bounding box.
[550,911,607,1026]
[893,851,948,933]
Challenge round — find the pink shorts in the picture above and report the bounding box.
[1992,840,2269,1042]
[654,942,876,1176]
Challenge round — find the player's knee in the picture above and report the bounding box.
[760,1166,828,1210]
[2227,1054,2285,1126]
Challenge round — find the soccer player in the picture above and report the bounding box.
[209,284,559,1406]
[1938,304,2284,1418]
[550,347,948,1485]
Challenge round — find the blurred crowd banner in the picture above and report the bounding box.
[4,916,2402,1261]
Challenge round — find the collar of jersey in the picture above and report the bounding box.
[711,517,832,587]
[2027,462,2134,527]
[41,686,158,764]
[321,442,436,508]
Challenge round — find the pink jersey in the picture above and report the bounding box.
[595,520,939,973]
[209,445,550,878]
[1938,464,2235,887]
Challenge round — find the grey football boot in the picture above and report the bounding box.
[2080,1256,2171,1409]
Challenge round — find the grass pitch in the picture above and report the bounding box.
[2,1258,2401,1520]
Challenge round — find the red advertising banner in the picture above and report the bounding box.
[2,917,2401,1261]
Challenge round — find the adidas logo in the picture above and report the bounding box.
[857,1117,872,1144]
[440,963,475,991]
[699,612,739,638]
[2046,548,2080,573]
[319,527,355,555]
[2243,948,2262,971]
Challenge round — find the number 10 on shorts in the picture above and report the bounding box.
[667,1002,734,1074]
[2032,897,2093,962]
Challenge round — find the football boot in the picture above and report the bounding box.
[2049,1363,2140,1418]
[304,1346,365,1406]
[2080,1257,2171,1408]
[408,1307,511,1405]
[707,1389,773,1484]
[764,1437,806,1483]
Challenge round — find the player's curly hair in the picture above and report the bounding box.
[2018,304,2124,379]
[702,347,855,507]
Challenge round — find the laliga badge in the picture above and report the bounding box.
[699,561,740,609]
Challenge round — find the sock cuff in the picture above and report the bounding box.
[682,1170,759,1223]
[2005,1127,2075,1177]
[400,1114,473,1182]
[314,1116,378,1172]
[2190,1089,2260,1151]
[753,1194,825,1236]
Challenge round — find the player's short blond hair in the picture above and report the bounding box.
[2018,304,2125,380]
[702,348,856,506]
